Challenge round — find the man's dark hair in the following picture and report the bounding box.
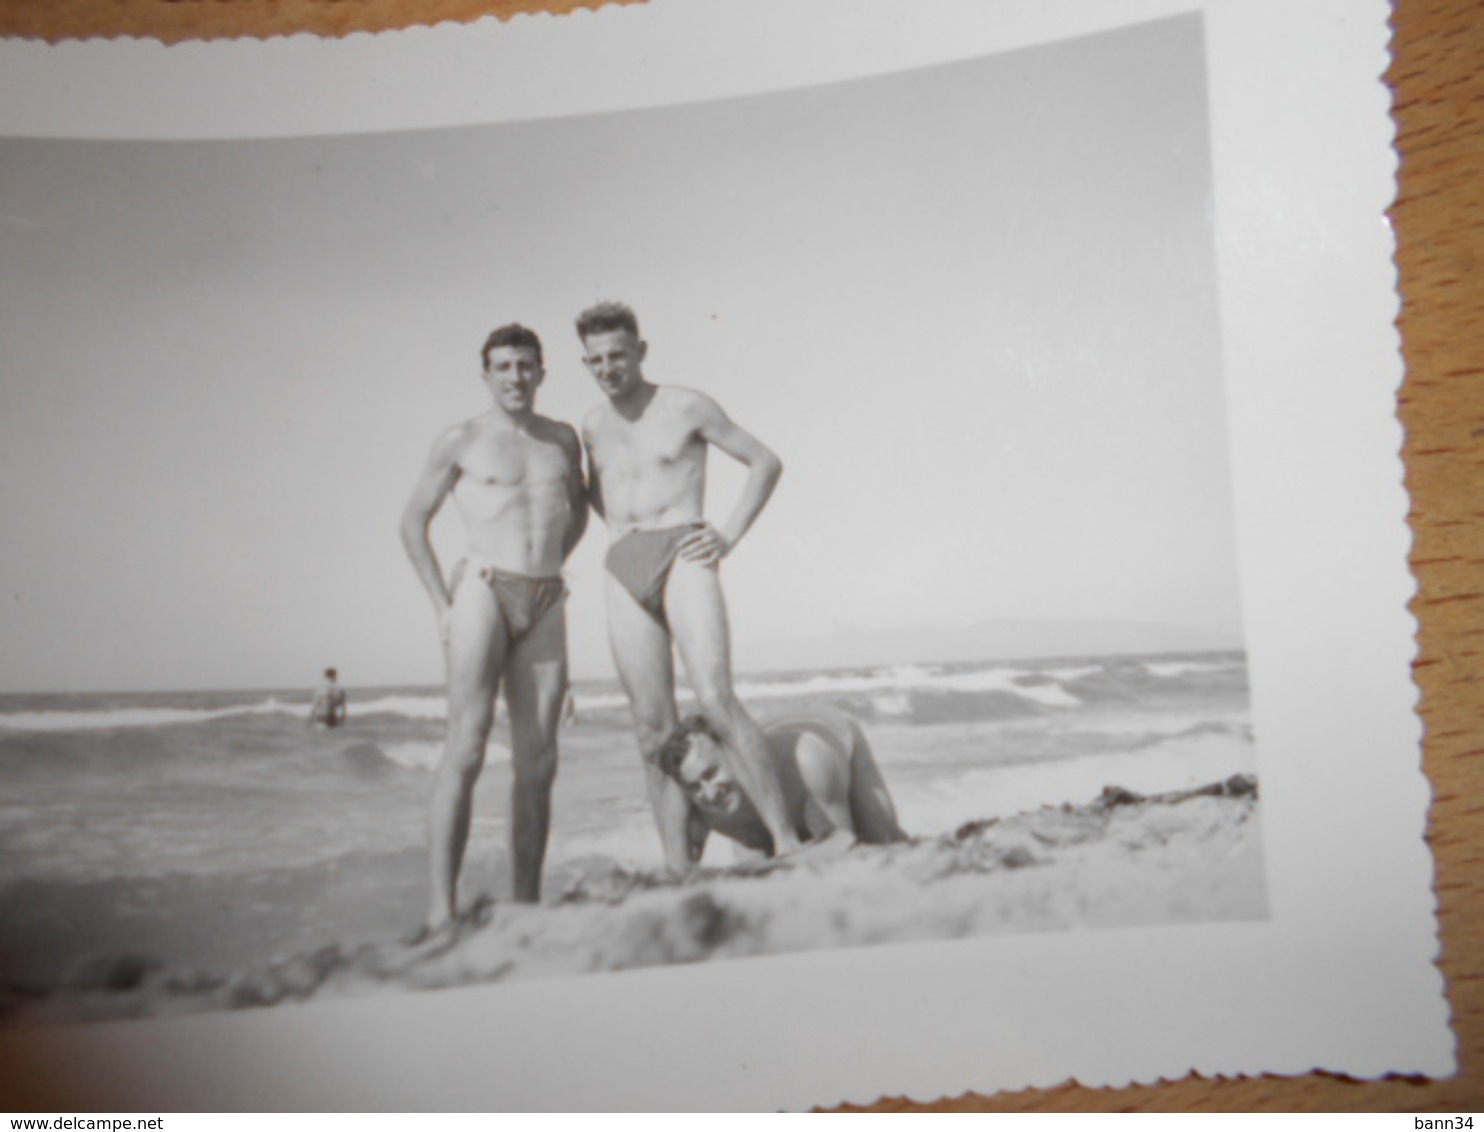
[481,323,544,369]
[324,668,337,680]
[657,713,719,779]
[575,301,640,343]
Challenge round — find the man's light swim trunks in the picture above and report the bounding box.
[454,561,566,646]
[604,523,704,629]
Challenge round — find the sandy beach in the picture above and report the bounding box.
[1,774,1262,1024]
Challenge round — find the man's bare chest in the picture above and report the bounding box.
[591,417,699,475]
[458,433,567,489]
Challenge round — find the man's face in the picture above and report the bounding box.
[581,329,646,400]
[674,734,742,814]
[484,345,544,415]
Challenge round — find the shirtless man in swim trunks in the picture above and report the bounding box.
[401,323,587,930]
[577,301,803,871]
[658,703,908,859]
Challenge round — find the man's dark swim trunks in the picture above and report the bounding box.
[310,690,345,728]
[454,561,566,646]
[604,523,704,629]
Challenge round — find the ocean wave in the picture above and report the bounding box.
[0,699,302,734]
[872,690,1048,726]
[727,665,941,700]
[0,655,1243,734]
[0,692,453,734]
[359,691,649,717]
[1035,664,1104,683]
[1141,661,1243,679]
[871,694,913,716]
[933,671,1081,707]
[737,664,1082,708]
[354,694,448,721]
[280,665,1087,725]
[377,739,509,771]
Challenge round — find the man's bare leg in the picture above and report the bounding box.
[501,604,567,903]
[664,560,803,856]
[603,572,693,872]
[793,731,856,835]
[845,723,909,843]
[426,574,508,929]
[785,731,858,863]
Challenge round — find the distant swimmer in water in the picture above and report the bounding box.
[308,668,348,730]
[400,323,588,933]
[657,702,908,862]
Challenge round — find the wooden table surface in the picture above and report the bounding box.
[1,0,1479,1113]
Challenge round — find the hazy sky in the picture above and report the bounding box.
[0,14,1240,692]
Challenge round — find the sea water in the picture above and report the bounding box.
[0,650,1254,989]
[0,649,1252,890]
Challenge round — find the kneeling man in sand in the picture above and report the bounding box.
[658,703,908,860]
[401,324,588,932]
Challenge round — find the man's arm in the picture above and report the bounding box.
[793,732,858,841]
[580,420,607,521]
[681,393,783,565]
[685,803,711,866]
[559,426,590,560]
[399,424,464,643]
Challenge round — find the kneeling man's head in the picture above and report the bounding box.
[658,715,743,814]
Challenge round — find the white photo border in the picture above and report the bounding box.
[0,0,1450,1110]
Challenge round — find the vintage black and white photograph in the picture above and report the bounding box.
[0,0,1450,1110]
[0,12,1262,1023]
